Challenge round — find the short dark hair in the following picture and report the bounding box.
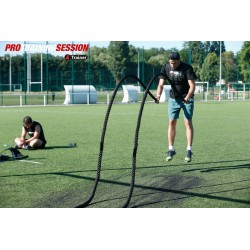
[169,51,180,60]
[23,116,32,124]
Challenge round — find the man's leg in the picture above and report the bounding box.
[184,119,194,148]
[168,119,177,147]
[29,139,43,149]
[183,99,194,162]
[184,119,194,162]
[166,119,177,161]
[166,98,181,161]
[14,138,23,148]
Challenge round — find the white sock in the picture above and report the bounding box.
[187,146,192,151]
[169,146,175,151]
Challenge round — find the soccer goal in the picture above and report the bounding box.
[227,84,246,101]
[195,82,209,101]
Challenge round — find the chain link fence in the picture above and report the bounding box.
[0,54,249,106]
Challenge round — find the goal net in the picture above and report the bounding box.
[194,82,209,101]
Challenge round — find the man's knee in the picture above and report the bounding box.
[169,119,177,127]
[30,139,43,148]
[184,119,193,128]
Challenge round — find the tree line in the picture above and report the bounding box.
[0,41,249,88]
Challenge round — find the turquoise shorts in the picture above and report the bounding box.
[168,97,194,120]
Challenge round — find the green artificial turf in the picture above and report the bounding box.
[0,101,249,207]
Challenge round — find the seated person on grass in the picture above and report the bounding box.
[15,116,47,149]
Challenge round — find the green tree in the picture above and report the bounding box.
[147,54,166,67]
[238,41,250,82]
[222,51,237,82]
[203,41,211,56]
[210,41,225,56]
[128,45,139,64]
[183,41,203,65]
[107,41,129,83]
[179,48,189,64]
[203,52,219,84]
[90,46,109,69]
[145,47,173,67]
[182,41,204,80]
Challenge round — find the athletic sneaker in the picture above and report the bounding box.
[166,150,176,162]
[184,150,192,162]
[23,145,32,150]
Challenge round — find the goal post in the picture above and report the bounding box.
[27,53,43,92]
[227,83,246,101]
[195,81,209,101]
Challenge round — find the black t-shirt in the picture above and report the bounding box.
[24,121,47,145]
[159,62,197,99]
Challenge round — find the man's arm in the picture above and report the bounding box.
[156,78,165,103]
[25,125,41,144]
[20,127,27,144]
[185,79,195,103]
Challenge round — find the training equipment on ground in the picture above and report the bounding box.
[0,147,28,162]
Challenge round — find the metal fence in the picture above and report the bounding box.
[0,52,247,94]
[1,83,249,107]
[1,53,249,106]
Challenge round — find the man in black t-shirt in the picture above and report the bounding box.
[15,116,47,149]
[156,52,197,162]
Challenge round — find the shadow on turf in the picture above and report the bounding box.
[1,162,249,178]
[73,174,250,208]
[43,146,77,150]
[1,167,249,207]
[182,163,250,173]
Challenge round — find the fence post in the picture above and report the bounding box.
[243,84,245,101]
[20,94,22,107]
[107,92,109,105]
[87,93,90,105]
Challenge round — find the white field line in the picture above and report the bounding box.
[19,159,43,165]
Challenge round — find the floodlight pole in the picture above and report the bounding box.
[46,44,49,103]
[141,46,144,83]
[71,41,75,104]
[27,53,31,93]
[219,41,222,101]
[248,64,250,82]
[137,49,140,79]
[137,49,140,92]
[9,55,12,92]
[0,57,2,86]
[41,53,43,92]
[88,43,91,104]
[219,41,222,82]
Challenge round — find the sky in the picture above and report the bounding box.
[90,41,244,54]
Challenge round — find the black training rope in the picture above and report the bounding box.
[76,73,186,208]
[122,73,183,207]
[76,75,157,208]
[123,73,187,207]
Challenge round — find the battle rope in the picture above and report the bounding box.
[122,73,182,207]
[76,75,157,208]
[76,73,186,208]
